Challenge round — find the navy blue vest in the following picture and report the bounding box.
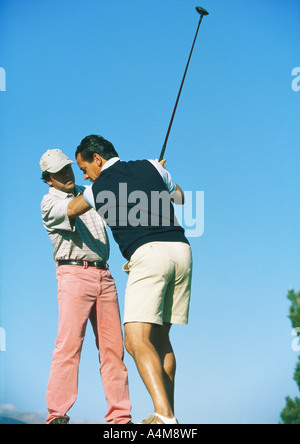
[92,160,189,260]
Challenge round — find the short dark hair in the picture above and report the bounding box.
[75,135,119,162]
[41,171,51,184]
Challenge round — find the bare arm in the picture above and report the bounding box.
[67,194,92,219]
[171,184,185,205]
[158,159,185,205]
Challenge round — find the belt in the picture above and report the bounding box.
[57,260,108,270]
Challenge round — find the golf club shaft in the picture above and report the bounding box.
[159,14,204,161]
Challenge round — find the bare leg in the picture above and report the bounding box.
[150,324,176,413]
[124,322,174,418]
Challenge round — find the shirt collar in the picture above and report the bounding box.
[101,157,121,173]
[49,184,84,199]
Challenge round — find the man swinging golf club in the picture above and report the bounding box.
[69,135,193,424]
[61,4,207,424]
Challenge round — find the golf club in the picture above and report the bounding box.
[158,6,209,161]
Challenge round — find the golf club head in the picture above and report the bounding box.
[196,6,209,16]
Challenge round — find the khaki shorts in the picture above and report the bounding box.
[123,242,192,325]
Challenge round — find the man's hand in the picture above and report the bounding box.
[67,194,92,219]
[156,158,167,169]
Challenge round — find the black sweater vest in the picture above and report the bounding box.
[92,160,189,260]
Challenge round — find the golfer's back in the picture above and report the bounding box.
[91,159,189,260]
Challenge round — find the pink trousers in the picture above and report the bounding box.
[46,265,131,424]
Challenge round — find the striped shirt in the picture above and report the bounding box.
[41,185,109,262]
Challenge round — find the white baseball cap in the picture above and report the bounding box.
[40,149,74,174]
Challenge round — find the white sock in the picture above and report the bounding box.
[155,413,178,424]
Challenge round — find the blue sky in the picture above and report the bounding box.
[0,0,299,424]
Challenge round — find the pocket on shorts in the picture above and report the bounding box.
[122,260,130,275]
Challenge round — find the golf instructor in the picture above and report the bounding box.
[40,149,132,424]
[69,135,193,425]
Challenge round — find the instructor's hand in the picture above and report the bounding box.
[67,194,92,219]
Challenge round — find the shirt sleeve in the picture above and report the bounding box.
[41,195,75,233]
[147,160,177,195]
[83,185,96,210]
